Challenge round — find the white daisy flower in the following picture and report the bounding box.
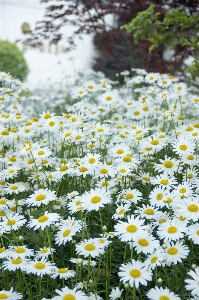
[147,286,181,300]
[51,286,87,300]
[114,215,149,242]
[27,212,60,230]
[0,288,22,300]
[50,266,76,279]
[153,155,182,175]
[187,223,199,245]
[2,257,29,271]
[118,259,152,288]
[35,247,55,259]
[164,241,189,265]
[172,135,195,157]
[1,213,26,233]
[133,234,160,255]
[151,173,177,188]
[3,182,28,195]
[157,218,187,242]
[25,258,56,276]
[145,249,166,270]
[185,267,199,297]
[26,189,57,207]
[7,245,34,259]
[76,238,105,258]
[109,287,123,300]
[174,197,199,222]
[54,224,80,245]
[81,187,112,211]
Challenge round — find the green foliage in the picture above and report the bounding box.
[123,5,199,80]
[0,40,29,81]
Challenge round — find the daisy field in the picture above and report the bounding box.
[0,69,199,299]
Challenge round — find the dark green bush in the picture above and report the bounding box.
[0,40,29,81]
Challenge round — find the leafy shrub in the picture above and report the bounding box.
[0,40,29,81]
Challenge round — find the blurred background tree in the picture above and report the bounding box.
[0,40,29,81]
[24,0,199,81]
[123,4,199,82]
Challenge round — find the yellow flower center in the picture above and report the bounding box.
[49,121,55,126]
[106,96,112,101]
[126,225,137,233]
[15,247,25,253]
[63,295,75,300]
[36,194,46,201]
[118,209,125,215]
[130,269,141,278]
[159,218,166,224]
[11,185,18,190]
[65,132,71,137]
[0,294,8,299]
[186,126,193,131]
[38,150,44,155]
[102,181,109,187]
[168,247,178,255]
[123,156,132,162]
[24,128,30,133]
[116,149,124,154]
[60,165,68,172]
[34,262,45,269]
[40,248,48,253]
[120,169,127,173]
[63,229,71,237]
[187,155,194,160]
[89,158,96,164]
[151,256,158,264]
[28,158,34,164]
[0,200,6,204]
[79,167,88,172]
[180,144,187,150]
[187,174,193,179]
[0,247,5,253]
[1,130,9,135]
[188,204,199,212]
[9,156,16,162]
[75,135,82,140]
[167,226,177,234]
[91,196,101,203]
[7,219,16,226]
[145,208,154,215]
[156,194,163,200]
[58,268,68,273]
[125,193,134,199]
[100,168,108,174]
[38,216,49,223]
[134,111,140,115]
[138,239,149,246]
[164,161,173,168]
[12,258,22,264]
[159,296,170,300]
[151,140,159,145]
[160,179,168,185]
[84,244,95,251]
[196,230,199,236]
[179,188,186,193]
[55,200,61,206]
[44,113,51,119]
[145,147,152,151]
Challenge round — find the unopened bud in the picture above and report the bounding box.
[102,225,107,232]
[157,278,163,284]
